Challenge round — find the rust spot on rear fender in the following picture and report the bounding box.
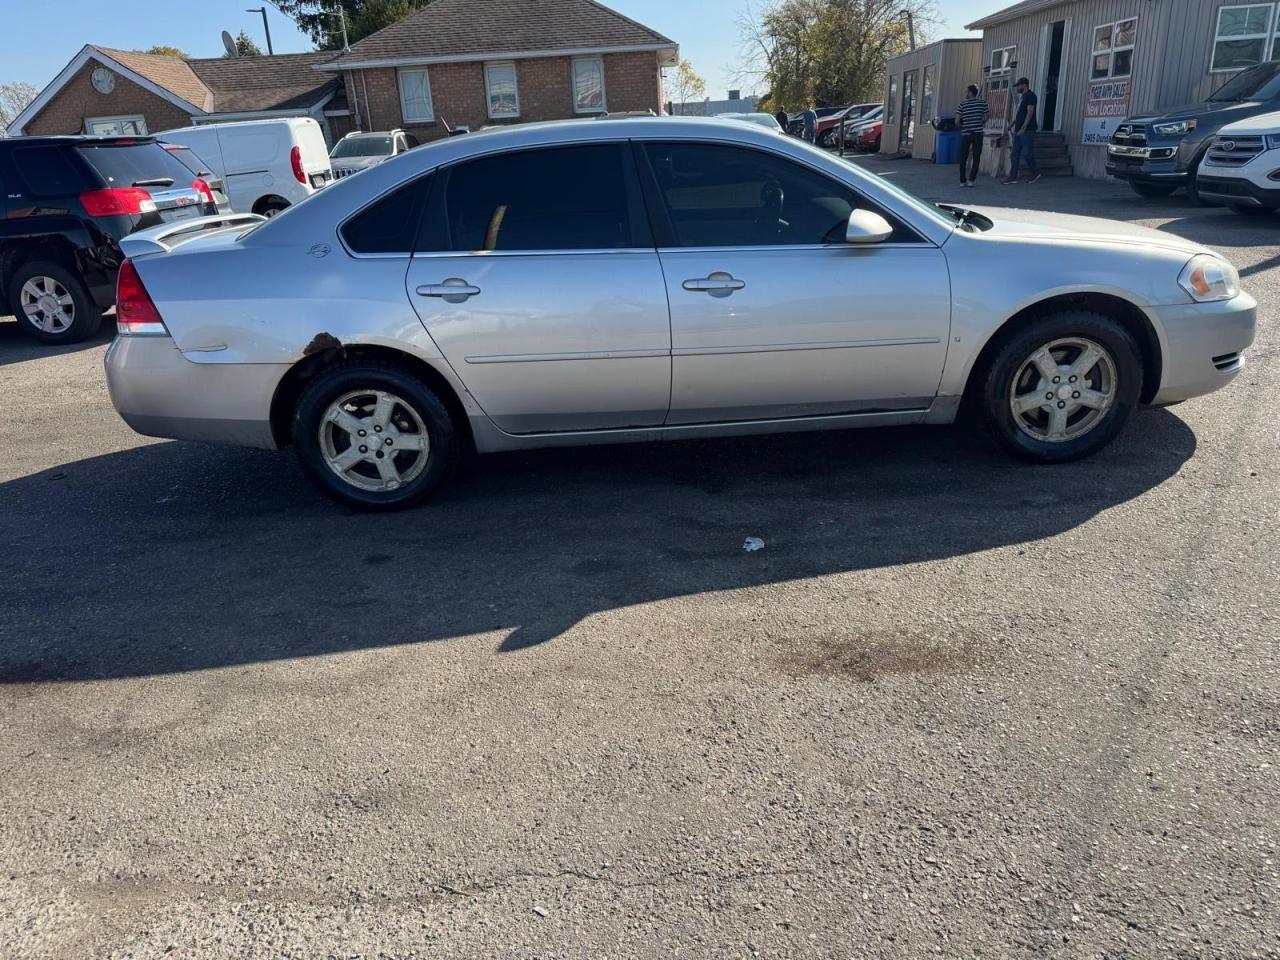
[303,332,343,356]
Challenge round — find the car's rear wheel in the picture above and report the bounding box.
[293,361,457,510]
[9,261,101,344]
[1128,181,1176,199]
[977,310,1143,463]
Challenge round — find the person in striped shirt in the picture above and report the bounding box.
[956,85,989,187]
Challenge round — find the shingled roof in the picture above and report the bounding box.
[94,47,339,114]
[324,0,675,66]
[188,52,340,113]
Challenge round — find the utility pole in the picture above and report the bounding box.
[337,0,350,51]
[246,6,274,55]
[899,10,916,50]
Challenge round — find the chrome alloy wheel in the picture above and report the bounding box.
[318,389,430,492]
[20,276,75,334]
[1009,337,1118,443]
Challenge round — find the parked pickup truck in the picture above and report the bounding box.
[1107,61,1280,201]
[1195,110,1280,214]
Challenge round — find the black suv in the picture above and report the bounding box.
[1106,61,1280,202]
[0,135,218,344]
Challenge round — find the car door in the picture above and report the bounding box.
[405,142,671,434]
[636,140,950,425]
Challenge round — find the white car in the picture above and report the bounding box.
[1196,110,1280,214]
[330,129,419,180]
[160,117,333,216]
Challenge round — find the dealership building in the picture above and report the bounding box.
[963,0,1280,177]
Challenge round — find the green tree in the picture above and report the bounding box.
[272,0,429,50]
[226,30,264,57]
[138,45,190,59]
[738,0,934,111]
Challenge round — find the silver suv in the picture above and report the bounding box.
[329,129,419,179]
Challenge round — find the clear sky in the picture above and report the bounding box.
[4,0,997,96]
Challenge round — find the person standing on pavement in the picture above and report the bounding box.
[956,84,988,187]
[802,103,818,144]
[1004,77,1042,184]
[775,109,790,134]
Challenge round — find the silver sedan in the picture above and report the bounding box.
[105,117,1256,510]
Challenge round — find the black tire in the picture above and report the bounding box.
[8,260,102,344]
[293,360,457,511]
[818,129,834,148]
[1128,181,1176,199]
[976,310,1143,464]
[1229,202,1275,215]
[255,198,290,218]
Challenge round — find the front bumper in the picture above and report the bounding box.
[105,335,286,449]
[1195,173,1280,207]
[1105,154,1188,184]
[1150,291,1257,405]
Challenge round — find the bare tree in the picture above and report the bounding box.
[0,81,38,134]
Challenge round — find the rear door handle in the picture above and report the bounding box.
[682,273,746,296]
[416,279,481,301]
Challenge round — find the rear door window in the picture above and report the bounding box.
[75,142,196,188]
[13,146,85,197]
[342,175,434,255]
[439,144,644,252]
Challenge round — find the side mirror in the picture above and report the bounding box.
[845,209,894,244]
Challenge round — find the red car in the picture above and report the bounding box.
[846,118,883,152]
[815,103,882,147]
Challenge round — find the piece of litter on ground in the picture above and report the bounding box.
[743,537,765,552]
[531,905,549,918]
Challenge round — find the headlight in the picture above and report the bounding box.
[1178,254,1240,302]
[1153,120,1196,136]
[1267,134,1280,150]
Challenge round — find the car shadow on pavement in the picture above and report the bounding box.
[0,316,117,366]
[0,408,1195,683]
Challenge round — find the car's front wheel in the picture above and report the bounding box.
[9,260,101,344]
[977,310,1143,463]
[293,361,457,510]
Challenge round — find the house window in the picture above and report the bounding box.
[84,115,147,136]
[398,68,434,123]
[1212,3,1276,71]
[485,62,520,119]
[572,57,606,113]
[989,45,1015,75]
[886,75,898,124]
[1091,18,1138,80]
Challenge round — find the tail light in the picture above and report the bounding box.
[115,260,168,336]
[192,177,217,205]
[80,187,157,217]
[290,145,306,184]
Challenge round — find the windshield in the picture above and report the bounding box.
[1209,61,1280,101]
[332,136,394,159]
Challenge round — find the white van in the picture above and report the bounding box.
[159,117,333,216]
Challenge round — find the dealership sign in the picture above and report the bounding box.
[1083,77,1132,145]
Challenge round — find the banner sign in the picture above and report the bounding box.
[1082,77,1131,145]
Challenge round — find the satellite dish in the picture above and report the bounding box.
[221,30,238,57]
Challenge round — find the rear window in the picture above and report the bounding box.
[75,142,196,188]
[13,146,85,197]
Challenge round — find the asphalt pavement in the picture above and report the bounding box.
[1,159,1277,959]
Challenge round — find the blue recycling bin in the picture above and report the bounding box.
[935,130,961,164]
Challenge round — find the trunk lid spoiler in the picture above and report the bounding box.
[120,213,265,258]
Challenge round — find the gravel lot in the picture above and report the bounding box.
[1,159,1276,959]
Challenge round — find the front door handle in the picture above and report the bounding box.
[416,278,481,302]
[682,272,746,297]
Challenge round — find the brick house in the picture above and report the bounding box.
[8,45,348,143]
[318,0,678,142]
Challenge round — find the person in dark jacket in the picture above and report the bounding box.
[775,109,789,133]
[956,84,989,187]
